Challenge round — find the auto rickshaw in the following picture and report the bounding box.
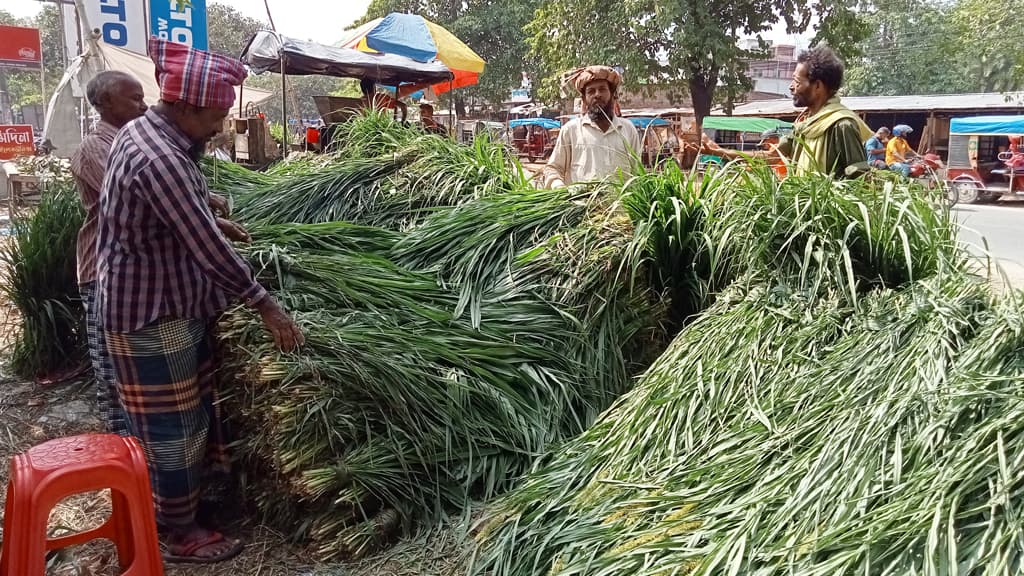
[625,116,681,168]
[700,116,794,177]
[508,117,560,162]
[946,115,1024,203]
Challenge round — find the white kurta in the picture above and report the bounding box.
[542,115,642,188]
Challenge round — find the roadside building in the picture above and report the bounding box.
[720,92,1024,161]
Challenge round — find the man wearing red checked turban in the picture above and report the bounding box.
[97,37,304,564]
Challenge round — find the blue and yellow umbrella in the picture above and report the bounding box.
[340,13,485,95]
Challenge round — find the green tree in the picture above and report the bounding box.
[206,2,267,58]
[35,6,65,100]
[843,0,972,96]
[527,0,869,123]
[357,0,541,111]
[951,0,1024,91]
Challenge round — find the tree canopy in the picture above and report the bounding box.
[526,0,868,122]
[844,0,1024,95]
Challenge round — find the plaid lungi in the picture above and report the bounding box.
[105,317,230,528]
[80,283,128,436]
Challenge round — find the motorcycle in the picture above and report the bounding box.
[908,153,957,206]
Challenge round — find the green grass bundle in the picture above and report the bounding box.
[217,181,669,559]
[232,155,411,226]
[325,109,421,158]
[392,183,667,416]
[229,113,526,232]
[472,272,1005,576]
[384,131,528,220]
[201,156,274,197]
[468,169,1024,575]
[0,182,86,378]
[697,169,961,295]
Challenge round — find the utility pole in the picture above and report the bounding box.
[0,71,12,124]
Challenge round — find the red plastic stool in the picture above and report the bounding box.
[0,434,164,576]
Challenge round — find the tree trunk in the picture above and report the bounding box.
[688,77,713,129]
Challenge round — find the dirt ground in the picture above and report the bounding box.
[0,354,472,576]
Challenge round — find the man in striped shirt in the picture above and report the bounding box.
[72,72,240,437]
[98,37,303,564]
[71,71,147,438]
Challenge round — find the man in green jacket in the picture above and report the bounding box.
[703,45,872,179]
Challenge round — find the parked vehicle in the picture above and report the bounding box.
[945,115,1024,204]
[699,116,794,176]
[625,116,680,168]
[907,153,958,206]
[457,120,504,144]
[701,116,794,151]
[508,117,560,162]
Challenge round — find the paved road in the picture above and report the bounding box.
[953,201,1024,286]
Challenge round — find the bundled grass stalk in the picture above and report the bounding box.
[469,170,1012,576]
[0,182,86,378]
[201,156,274,197]
[218,173,670,558]
[472,273,1002,575]
[219,218,662,558]
[325,109,421,158]
[230,113,527,231]
[233,155,410,226]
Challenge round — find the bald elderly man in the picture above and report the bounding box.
[542,65,641,188]
[71,71,148,438]
[97,38,303,563]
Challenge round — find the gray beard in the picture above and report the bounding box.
[587,103,615,123]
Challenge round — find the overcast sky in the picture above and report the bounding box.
[5,0,373,44]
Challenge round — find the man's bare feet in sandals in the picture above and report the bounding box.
[162,523,244,564]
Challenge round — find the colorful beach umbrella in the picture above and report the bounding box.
[340,13,485,94]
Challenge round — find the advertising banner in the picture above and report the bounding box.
[0,125,36,160]
[75,0,150,55]
[0,26,42,70]
[150,0,208,51]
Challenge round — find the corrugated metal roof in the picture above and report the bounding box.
[619,107,694,116]
[724,92,1024,117]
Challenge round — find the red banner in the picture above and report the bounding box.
[0,26,42,70]
[0,125,36,160]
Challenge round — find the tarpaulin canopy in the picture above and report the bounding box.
[509,117,560,130]
[949,115,1024,135]
[240,30,453,86]
[627,116,670,130]
[703,116,793,133]
[340,13,484,95]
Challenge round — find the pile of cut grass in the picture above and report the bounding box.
[212,115,680,558]
[469,170,1024,576]
[210,114,995,571]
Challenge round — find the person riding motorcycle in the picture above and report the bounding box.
[886,124,918,178]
